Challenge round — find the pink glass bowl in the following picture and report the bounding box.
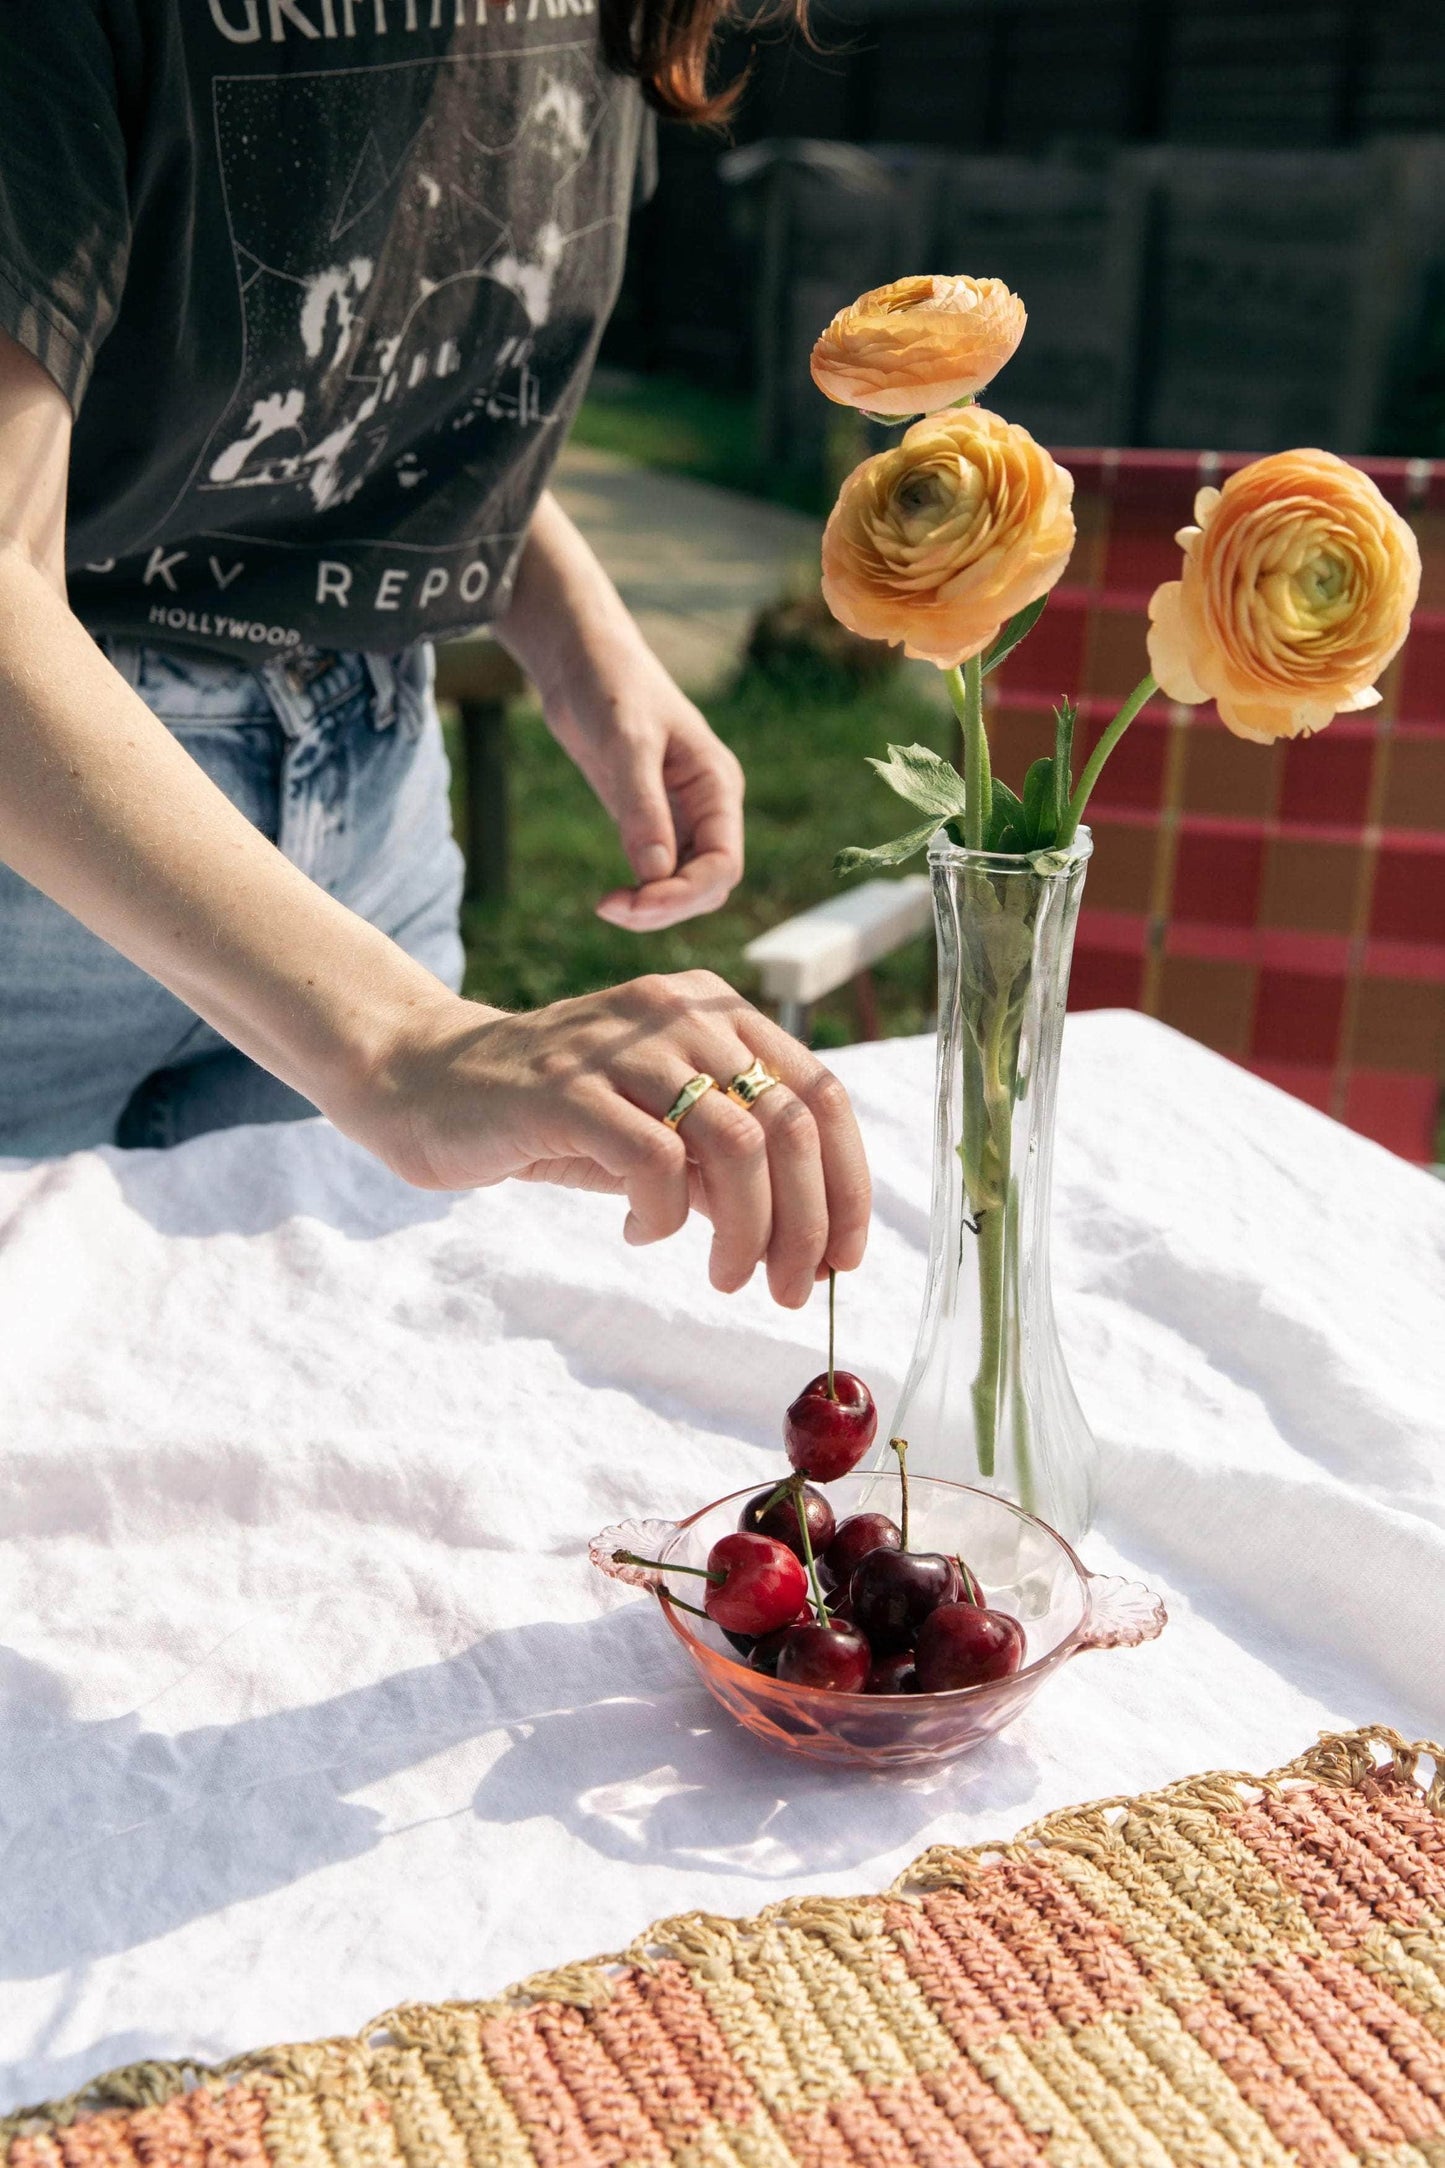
[597,1474,1165,1770]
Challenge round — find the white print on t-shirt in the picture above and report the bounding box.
[195,44,608,523]
[208,0,596,44]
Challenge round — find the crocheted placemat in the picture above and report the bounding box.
[6,1726,1443,2168]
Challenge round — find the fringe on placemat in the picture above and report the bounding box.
[5,1724,1443,2167]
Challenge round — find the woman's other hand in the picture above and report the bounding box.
[542,640,744,931]
[495,490,744,930]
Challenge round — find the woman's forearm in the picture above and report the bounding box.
[492,489,646,700]
[0,546,467,1127]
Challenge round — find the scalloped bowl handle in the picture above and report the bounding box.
[1075,1574,1168,1653]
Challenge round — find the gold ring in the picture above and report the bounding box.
[726,1057,780,1110]
[662,1073,718,1130]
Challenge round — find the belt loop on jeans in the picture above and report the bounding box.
[364,653,399,731]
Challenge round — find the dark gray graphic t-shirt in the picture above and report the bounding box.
[0,1,651,660]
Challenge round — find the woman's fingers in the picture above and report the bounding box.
[664,1081,772,1292]
[746,1084,829,1306]
[570,1091,691,1246]
[741,1020,873,1275]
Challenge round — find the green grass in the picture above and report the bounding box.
[453,657,950,1047]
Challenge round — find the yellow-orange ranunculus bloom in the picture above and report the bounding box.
[810,275,1027,418]
[821,406,1075,668]
[1147,450,1421,743]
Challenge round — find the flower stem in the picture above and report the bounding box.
[971,1199,1007,1475]
[791,1474,829,1623]
[827,1267,836,1398]
[946,657,991,850]
[1057,674,1156,845]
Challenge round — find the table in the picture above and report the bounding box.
[1,1012,1441,2112]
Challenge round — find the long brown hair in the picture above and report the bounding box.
[600,0,806,124]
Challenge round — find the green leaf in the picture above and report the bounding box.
[1021,758,1057,848]
[982,780,1026,853]
[833,817,943,876]
[980,595,1049,679]
[865,742,969,820]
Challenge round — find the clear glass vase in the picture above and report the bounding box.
[887,829,1098,1541]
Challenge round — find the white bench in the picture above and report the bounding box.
[743,875,933,1039]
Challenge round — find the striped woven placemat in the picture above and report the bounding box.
[6,1726,1443,2167]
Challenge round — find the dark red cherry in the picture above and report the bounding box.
[826,1585,856,1626]
[865,1651,919,1695]
[849,1549,960,1654]
[784,1371,878,1482]
[822,1511,901,1589]
[702,1533,808,1637]
[775,1619,872,1693]
[738,1482,835,1561]
[747,1616,810,1675]
[914,1604,1025,1692]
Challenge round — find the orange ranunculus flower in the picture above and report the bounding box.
[821,406,1075,669]
[810,275,1027,418]
[1147,450,1421,743]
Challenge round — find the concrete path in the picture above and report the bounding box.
[551,442,823,695]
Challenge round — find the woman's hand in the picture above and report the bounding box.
[363,972,870,1309]
[541,640,744,932]
[495,490,744,930]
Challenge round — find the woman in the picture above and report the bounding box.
[0,0,868,1311]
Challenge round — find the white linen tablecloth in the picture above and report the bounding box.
[1,1011,1442,2111]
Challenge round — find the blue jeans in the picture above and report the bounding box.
[0,643,465,1156]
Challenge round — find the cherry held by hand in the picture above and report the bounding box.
[784,1371,878,1482]
[701,1533,808,1637]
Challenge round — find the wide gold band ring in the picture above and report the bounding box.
[662,1073,718,1130]
[726,1057,781,1110]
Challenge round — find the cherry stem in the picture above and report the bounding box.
[955,1555,981,1605]
[614,1551,722,1584]
[827,1269,837,1399]
[891,1436,911,1551]
[791,1474,829,1624]
[759,1477,793,1516]
[662,1592,712,1622]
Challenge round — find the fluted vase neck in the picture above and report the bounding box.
[888,829,1098,1541]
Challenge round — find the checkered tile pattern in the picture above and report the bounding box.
[988,451,1445,1163]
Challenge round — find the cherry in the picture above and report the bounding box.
[822,1511,901,1589]
[784,1372,878,1482]
[747,1616,810,1675]
[914,1603,1025,1692]
[701,1533,808,1637]
[865,1651,919,1695]
[739,1481,835,1561]
[775,1619,872,1693]
[849,1548,960,1653]
[826,1585,856,1625]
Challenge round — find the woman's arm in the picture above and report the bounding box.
[493,489,746,931]
[0,333,869,1305]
